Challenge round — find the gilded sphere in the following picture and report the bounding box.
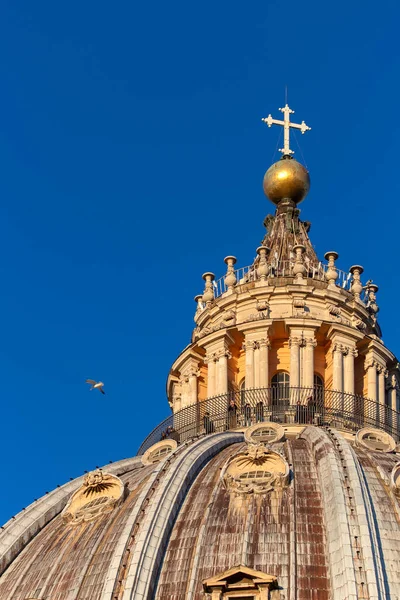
[263,157,310,205]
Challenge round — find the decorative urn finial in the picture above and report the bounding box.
[292,244,306,283]
[224,256,237,292]
[324,251,339,290]
[349,265,364,301]
[202,272,215,306]
[256,246,270,282]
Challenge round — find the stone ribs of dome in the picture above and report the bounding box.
[1,426,400,599]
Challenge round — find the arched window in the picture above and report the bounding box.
[314,373,324,406]
[271,371,290,406]
[239,379,246,407]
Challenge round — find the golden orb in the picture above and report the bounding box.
[263,157,310,205]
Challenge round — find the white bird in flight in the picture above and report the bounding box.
[86,379,105,395]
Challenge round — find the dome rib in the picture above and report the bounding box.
[118,432,243,600]
[0,457,141,579]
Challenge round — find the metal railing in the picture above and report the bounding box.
[136,387,399,455]
[212,262,354,300]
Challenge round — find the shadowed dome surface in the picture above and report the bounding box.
[1,425,400,599]
[263,156,310,204]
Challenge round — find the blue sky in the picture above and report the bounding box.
[0,0,399,523]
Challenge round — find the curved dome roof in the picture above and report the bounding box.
[1,425,400,599]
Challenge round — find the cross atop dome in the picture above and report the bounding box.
[262,103,311,156]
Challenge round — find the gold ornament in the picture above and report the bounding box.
[263,156,310,205]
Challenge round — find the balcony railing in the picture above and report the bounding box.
[212,262,355,300]
[136,387,399,455]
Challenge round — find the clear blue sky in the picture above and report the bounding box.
[0,0,399,524]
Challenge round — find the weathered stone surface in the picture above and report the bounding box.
[1,426,399,599]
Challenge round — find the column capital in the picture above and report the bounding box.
[215,347,232,360]
[376,364,388,377]
[259,336,271,349]
[348,347,358,357]
[333,342,351,355]
[181,366,200,380]
[305,337,317,348]
[204,352,217,365]
[365,357,379,370]
[242,339,258,351]
[289,336,303,348]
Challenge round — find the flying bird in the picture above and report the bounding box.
[86,379,105,395]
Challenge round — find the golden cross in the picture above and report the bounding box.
[262,104,311,156]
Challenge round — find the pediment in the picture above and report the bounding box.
[203,564,278,591]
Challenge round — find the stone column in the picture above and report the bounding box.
[259,337,270,388]
[216,348,231,395]
[389,374,399,433]
[332,344,344,392]
[289,336,301,404]
[366,360,378,402]
[254,342,260,388]
[378,366,387,427]
[303,337,316,390]
[344,346,357,416]
[172,383,182,413]
[344,347,356,395]
[365,359,378,424]
[244,339,255,389]
[188,369,198,405]
[205,353,216,398]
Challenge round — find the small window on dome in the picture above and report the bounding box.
[150,446,171,462]
[141,439,178,465]
[239,471,272,480]
[355,427,396,453]
[252,428,277,442]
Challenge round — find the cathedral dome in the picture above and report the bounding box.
[263,155,310,204]
[1,426,400,599]
[1,102,400,600]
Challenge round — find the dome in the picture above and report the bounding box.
[1,102,400,600]
[263,155,310,204]
[1,425,400,599]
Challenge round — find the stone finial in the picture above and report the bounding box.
[202,272,215,306]
[292,244,306,283]
[256,246,270,282]
[194,294,204,316]
[324,251,339,290]
[224,256,237,292]
[349,265,364,301]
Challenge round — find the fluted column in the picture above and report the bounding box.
[259,337,270,388]
[303,337,316,390]
[289,336,301,404]
[244,339,255,388]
